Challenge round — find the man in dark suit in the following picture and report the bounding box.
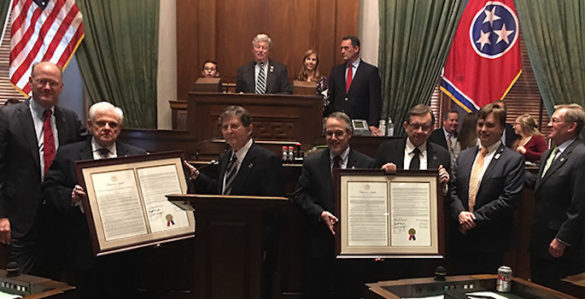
[185,105,284,196]
[375,104,451,185]
[0,61,86,274]
[185,105,284,299]
[526,103,585,290]
[429,109,459,151]
[448,103,525,275]
[293,112,375,298]
[328,35,382,136]
[42,101,146,298]
[235,33,292,94]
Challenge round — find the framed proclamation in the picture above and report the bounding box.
[333,169,444,258]
[74,151,195,256]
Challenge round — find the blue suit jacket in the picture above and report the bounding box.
[448,143,525,253]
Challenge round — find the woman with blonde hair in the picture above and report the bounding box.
[513,113,548,162]
[296,49,328,97]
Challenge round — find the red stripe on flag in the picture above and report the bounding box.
[57,24,84,67]
[11,0,66,84]
[10,4,42,63]
[10,0,33,33]
[43,5,78,61]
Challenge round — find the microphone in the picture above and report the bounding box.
[434,265,447,281]
[196,160,218,171]
[5,261,19,277]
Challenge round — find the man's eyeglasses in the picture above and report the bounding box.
[407,123,432,131]
[324,130,347,138]
[32,78,60,88]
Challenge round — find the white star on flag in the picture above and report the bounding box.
[494,24,514,44]
[476,31,491,50]
[483,7,501,27]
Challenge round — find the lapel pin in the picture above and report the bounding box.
[270,66,274,73]
[248,163,253,168]
[494,153,501,160]
[560,157,566,162]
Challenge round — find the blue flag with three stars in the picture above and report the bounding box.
[440,0,522,112]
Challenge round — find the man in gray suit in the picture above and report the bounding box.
[235,33,292,94]
[448,103,525,274]
[527,103,585,290]
[0,61,86,274]
[293,112,375,298]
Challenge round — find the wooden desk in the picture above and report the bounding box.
[366,274,575,299]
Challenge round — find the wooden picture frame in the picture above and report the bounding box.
[74,151,195,256]
[333,169,445,258]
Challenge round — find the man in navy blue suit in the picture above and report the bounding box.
[448,103,525,275]
[327,35,382,136]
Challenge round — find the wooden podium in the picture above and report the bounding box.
[185,92,323,145]
[167,194,288,299]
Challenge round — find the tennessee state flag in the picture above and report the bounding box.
[440,0,521,112]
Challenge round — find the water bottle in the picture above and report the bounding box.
[378,120,386,137]
[387,117,394,136]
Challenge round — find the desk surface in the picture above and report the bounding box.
[366,274,575,299]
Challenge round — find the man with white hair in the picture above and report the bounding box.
[235,33,292,94]
[42,101,145,298]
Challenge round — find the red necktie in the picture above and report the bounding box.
[345,65,352,93]
[43,109,56,176]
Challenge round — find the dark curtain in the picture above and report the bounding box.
[0,0,9,34]
[378,0,464,135]
[516,0,585,117]
[76,0,159,128]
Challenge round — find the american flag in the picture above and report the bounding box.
[9,0,84,95]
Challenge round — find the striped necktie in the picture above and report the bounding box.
[256,62,266,94]
[223,155,238,195]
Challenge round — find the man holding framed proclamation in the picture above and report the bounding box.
[293,112,375,299]
[42,102,149,298]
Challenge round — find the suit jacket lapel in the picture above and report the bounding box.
[320,149,334,193]
[426,142,439,168]
[19,102,41,172]
[481,144,505,181]
[231,145,256,193]
[538,141,576,188]
[265,60,273,93]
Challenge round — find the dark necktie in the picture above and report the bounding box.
[345,65,352,93]
[97,147,110,159]
[409,147,421,170]
[43,109,55,176]
[331,155,341,181]
[223,155,238,195]
[256,63,266,94]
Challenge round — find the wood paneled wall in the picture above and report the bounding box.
[176,0,359,101]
